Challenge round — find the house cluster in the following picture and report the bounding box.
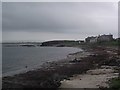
[85,34,113,43]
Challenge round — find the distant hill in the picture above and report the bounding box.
[40,40,80,47]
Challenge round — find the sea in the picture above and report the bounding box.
[2,44,82,76]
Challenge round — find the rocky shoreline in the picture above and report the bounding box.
[60,65,119,88]
[2,45,120,89]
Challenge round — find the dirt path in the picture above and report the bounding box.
[59,66,119,88]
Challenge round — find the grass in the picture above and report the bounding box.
[98,40,119,46]
[80,40,120,49]
[109,78,120,90]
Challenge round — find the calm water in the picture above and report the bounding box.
[3,46,81,76]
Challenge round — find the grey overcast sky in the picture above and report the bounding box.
[2,2,118,42]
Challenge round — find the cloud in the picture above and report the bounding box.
[0,2,1,25]
[2,2,118,41]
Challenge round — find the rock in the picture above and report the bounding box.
[86,69,114,75]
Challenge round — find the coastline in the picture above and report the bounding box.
[2,45,120,89]
[3,46,81,77]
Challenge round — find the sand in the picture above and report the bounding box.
[59,66,119,88]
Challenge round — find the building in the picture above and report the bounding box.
[97,34,113,42]
[89,37,97,43]
[85,36,97,43]
[85,34,113,43]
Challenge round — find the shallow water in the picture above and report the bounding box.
[2,46,82,76]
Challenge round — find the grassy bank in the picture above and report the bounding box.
[109,77,120,89]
